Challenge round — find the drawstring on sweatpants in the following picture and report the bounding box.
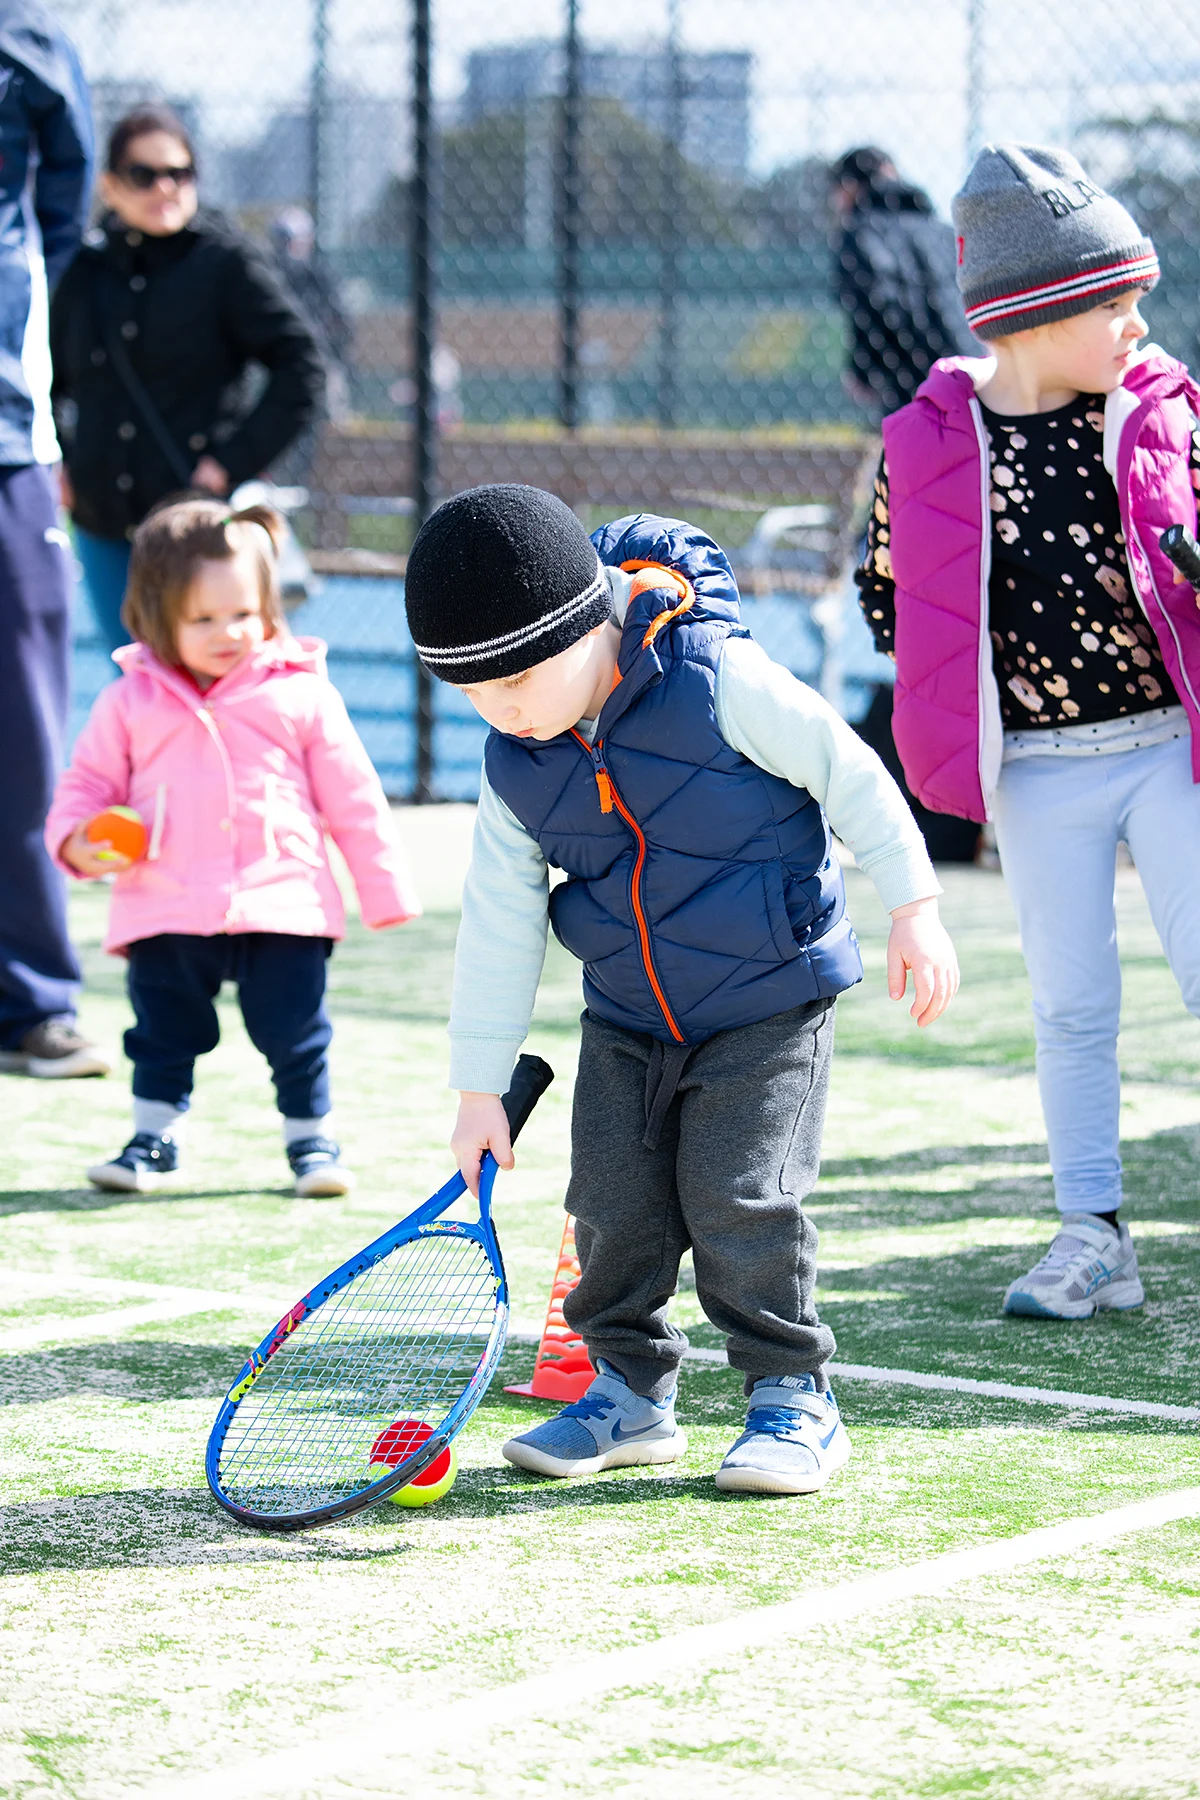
[642,1039,693,1150]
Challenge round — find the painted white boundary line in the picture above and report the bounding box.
[4,1306,1197,1425]
[676,1346,1200,1424]
[137,1484,1200,1800]
[825,1359,1200,1424]
[0,1279,293,1353]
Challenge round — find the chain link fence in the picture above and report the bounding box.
[59,0,1200,795]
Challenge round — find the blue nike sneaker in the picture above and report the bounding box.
[502,1360,688,1478]
[716,1373,851,1495]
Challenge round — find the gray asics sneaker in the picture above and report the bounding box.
[1003,1214,1145,1319]
[716,1374,852,1496]
[502,1360,687,1478]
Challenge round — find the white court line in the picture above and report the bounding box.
[826,1358,1200,1424]
[677,1346,1200,1424]
[136,1484,1200,1800]
[4,1302,1198,1426]
[0,1279,293,1353]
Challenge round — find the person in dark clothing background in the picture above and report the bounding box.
[830,146,982,860]
[831,144,977,416]
[0,2,106,1079]
[50,103,323,657]
[269,207,353,405]
[267,204,353,491]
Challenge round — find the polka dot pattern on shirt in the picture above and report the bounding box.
[981,396,1179,726]
[854,399,1200,732]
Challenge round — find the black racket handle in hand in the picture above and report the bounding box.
[1160,524,1200,590]
[501,1053,555,1144]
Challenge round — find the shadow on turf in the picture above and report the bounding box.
[0,1340,245,1408]
[0,1487,417,1573]
[0,1465,761,1573]
[0,1185,276,1218]
[819,1124,1200,1190]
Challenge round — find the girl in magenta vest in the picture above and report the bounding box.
[858,144,1200,1320]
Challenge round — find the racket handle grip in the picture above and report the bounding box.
[1160,524,1200,589]
[501,1053,554,1145]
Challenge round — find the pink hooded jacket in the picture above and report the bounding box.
[46,635,422,954]
[883,347,1200,822]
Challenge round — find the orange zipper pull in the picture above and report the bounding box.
[595,768,614,814]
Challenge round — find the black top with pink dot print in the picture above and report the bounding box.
[856,398,1200,730]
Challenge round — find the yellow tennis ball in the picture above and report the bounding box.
[368,1440,459,1508]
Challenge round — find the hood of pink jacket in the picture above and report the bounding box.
[109,630,331,690]
[46,634,421,954]
[883,348,1200,821]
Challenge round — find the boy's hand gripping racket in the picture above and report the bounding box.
[1160,524,1200,590]
[206,1053,553,1531]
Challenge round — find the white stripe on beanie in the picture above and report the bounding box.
[965,250,1161,329]
[412,564,608,669]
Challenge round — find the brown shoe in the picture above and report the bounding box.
[0,1019,111,1079]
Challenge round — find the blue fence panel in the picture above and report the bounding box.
[69,568,890,801]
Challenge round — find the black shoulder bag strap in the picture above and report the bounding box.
[92,266,196,490]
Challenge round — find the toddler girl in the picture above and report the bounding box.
[858,142,1200,1319]
[47,497,420,1196]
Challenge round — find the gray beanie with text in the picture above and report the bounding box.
[952,143,1158,339]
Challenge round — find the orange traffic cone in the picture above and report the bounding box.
[505,1215,595,1401]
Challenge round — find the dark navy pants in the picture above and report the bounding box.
[125,933,334,1117]
[0,463,81,1048]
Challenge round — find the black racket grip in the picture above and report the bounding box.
[501,1053,554,1145]
[1160,524,1200,589]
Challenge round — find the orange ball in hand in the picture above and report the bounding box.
[85,806,147,864]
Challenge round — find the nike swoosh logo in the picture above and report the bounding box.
[818,1423,840,1450]
[610,1419,667,1443]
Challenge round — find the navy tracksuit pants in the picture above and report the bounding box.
[125,933,334,1118]
[0,464,81,1048]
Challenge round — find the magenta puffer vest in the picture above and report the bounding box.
[882,350,1200,821]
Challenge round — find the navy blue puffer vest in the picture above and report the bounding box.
[485,514,862,1044]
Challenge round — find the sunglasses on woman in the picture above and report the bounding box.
[119,163,197,191]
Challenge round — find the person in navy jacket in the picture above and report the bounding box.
[0,3,106,1080]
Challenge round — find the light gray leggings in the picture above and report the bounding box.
[993,732,1200,1214]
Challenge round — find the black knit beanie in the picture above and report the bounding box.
[405,484,611,685]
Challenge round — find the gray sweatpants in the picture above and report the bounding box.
[563,998,837,1402]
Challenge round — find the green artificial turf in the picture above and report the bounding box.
[2,816,1198,1798]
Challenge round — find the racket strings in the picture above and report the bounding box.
[218,1231,499,1513]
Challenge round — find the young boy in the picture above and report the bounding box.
[858,142,1200,1320]
[405,486,958,1495]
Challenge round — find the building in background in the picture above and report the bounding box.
[217,90,406,243]
[462,41,751,178]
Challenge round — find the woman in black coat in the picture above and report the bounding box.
[830,145,976,418]
[51,103,324,655]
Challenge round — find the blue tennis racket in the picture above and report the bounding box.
[206,1053,554,1531]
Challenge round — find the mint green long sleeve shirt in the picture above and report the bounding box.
[449,587,940,1093]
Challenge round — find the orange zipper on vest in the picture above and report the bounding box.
[570,728,685,1044]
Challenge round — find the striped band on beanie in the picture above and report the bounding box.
[410,565,608,672]
[953,144,1158,340]
[964,250,1161,335]
[404,484,614,686]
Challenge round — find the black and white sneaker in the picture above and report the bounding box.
[288,1136,354,1198]
[88,1132,181,1193]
